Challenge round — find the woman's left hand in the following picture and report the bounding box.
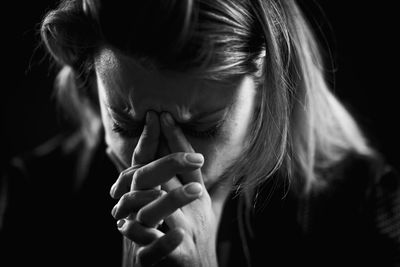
[111,113,229,267]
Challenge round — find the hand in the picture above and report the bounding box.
[110,112,229,266]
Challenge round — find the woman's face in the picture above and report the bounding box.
[95,48,257,188]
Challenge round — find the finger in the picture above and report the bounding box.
[137,228,185,267]
[161,176,182,192]
[132,152,203,190]
[131,111,160,166]
[112,189,165,220]
[117,218,163,246]
[110,166,137,199]
[161,112,205,186]
[136,182,203,228]
[160,112,194,153]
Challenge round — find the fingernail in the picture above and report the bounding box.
[117,219,126,228]
[163,113,174,126]
[184,183,202,196]
[111,206,117,218]
[185,153,204,164]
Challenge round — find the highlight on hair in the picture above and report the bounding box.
[40,0,373,197]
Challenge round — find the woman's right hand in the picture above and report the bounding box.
[109,111,206,265]
[109,110,202,219]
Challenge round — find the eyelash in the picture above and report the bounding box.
[111,122,222,139]
[111,123,143,138]
[180,123,222,139]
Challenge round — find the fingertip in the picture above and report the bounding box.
[110,184,116,198]
[173,227,185,236]
[183,182,203,197]
[146,111,151,124]
[185,153,204,165]
[146,110,159,125]
[111,205,117,218]
[161,112,174,127]
[160,113,196,154]
[170,227,185,244]
[112,187,124,199]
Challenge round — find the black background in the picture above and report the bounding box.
[2,1,399,169]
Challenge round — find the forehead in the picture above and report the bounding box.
[94,48,239,121]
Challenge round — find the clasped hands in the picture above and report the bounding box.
[109,111,222,267]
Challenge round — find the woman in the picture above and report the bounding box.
[1,0,399,266]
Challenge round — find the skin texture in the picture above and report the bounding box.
[94,47,257,266]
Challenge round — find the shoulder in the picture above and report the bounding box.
[321,152,388,185]
[248,152,400,265]
[1,135,77,220]
[308,152,400,264]
[8,134,84,176]
[306,151,399,220]
[1,135,81,199]
[2,133,108,186]
[313,152,399,209]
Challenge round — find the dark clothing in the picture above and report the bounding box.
[218,154,400,267]
[0,137,121,267]
[1,137,399,267]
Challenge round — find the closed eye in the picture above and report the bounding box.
[180,122,223,139]
[112,121,144,138]
[112,121,223,139]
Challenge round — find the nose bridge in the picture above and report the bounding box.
[131,82,194,123]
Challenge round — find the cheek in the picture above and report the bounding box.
[190,131,247,186]
[107,133,139,166]
[193,99,255,184]
[100,107,139,166]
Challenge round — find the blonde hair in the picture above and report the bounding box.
[41,0,373,197]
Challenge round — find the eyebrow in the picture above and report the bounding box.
[106,105,142,124]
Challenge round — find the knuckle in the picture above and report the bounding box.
[119,193,130,204]
[132,167,144,188]
[121,220,137,239]
[165,154,178,166]
[115,167,135,192]
[177,152,188,164]
[119,168,128,177]
[136,208,147,224]
[166,153,185,168]
[134,148,150,165]
[127,190,143,204]
[133,149,143,163]
[116,171,125,183]
[168,189,184,204]
[147,189,165,200]
[177,152,187,158]
[158,190,167,197]
[119,166,134,179]
[127,190,139,199]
